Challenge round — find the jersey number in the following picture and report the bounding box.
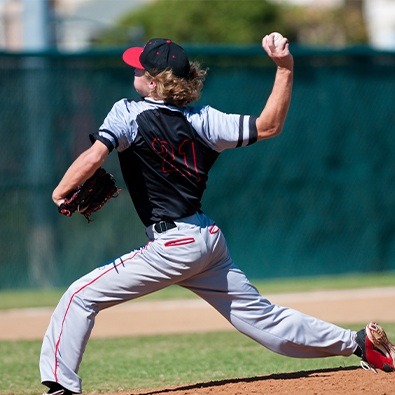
[152,137,201,182]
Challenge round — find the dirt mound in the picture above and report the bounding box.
[113,367,395,395]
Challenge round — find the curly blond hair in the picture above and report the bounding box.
[146,61,207,107]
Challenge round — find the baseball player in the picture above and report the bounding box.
[40,36,395,394]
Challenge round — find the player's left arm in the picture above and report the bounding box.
[52,140,110,206]
[256,33,294,140]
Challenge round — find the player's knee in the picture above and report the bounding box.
[62,281,99,314]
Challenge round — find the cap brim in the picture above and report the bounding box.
[122,47,144,69]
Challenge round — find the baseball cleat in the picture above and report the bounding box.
[356,322,395,373]
[43,383,74,394]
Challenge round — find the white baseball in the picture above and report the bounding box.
[271,32,284,47]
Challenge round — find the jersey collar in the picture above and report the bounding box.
[143,97,165,105]
[143,97,183,112]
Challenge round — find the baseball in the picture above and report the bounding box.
[271,32,284,47]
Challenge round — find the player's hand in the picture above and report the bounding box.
[52,193,65,207]
[262,34,293,70]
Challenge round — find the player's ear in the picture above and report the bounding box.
[148,78,157,91]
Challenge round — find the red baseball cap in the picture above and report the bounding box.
[122,38,191,79]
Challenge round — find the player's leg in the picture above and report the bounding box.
[179,228,357,359]
[40,224,208,394]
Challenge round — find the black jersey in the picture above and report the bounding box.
[91,98,257,226]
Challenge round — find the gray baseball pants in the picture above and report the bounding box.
[40,211,357,393]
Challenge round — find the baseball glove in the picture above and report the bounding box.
[58,167,120,223]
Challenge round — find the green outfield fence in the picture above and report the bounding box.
[1,45,395,289]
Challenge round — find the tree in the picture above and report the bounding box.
[93,0,285,46]
[282,3,367,47]
[92,0,368,47]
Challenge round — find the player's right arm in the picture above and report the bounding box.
[52,140,109,206]
[185,34,293,152]
[255,33,294,140]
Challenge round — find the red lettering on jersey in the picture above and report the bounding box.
[151,137,201,182]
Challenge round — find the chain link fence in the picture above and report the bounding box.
[1,46,394,289]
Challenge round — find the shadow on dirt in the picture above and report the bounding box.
[130,365,360,394]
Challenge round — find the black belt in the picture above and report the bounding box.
[154,220,177,233]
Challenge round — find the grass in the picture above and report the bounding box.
[1,271,395,310]
[3,324,392,395]
[1,272,394,394]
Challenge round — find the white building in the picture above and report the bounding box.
[55,0,147,50]
[0,0,146,51]
[364,0,395,50]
